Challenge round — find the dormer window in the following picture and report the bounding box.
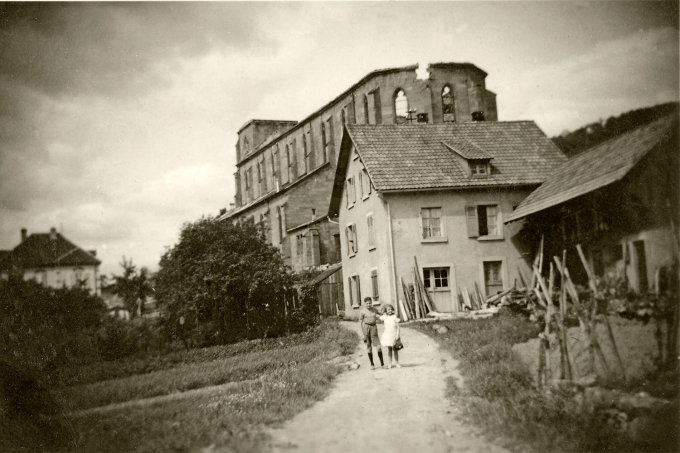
[470,161,490,176]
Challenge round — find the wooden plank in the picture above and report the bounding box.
[474,281,485,309]
[462,287,472,310]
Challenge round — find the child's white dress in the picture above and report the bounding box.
[380,314,400,346]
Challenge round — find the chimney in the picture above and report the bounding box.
[21,228,27,242]
[50,227,57,241]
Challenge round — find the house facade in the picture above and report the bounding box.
[505,114,679,293]
[330,123,566,318]
[0,227,101,295]
[220,62,498,272]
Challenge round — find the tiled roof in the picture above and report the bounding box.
[345,122,566,191]
[442,137,493,160]
[0,232,100,271]
[506,114,678,222]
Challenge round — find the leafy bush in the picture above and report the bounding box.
[0,277,106,373]
[156,217,317,346]
[95,317,166,361]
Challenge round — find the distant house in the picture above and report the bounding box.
[329,122,566,318]
[505,114,679,292]
[0,227,101,295]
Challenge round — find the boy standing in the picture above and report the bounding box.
[359,297,384,369]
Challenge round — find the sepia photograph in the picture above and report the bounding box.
[0,2,678,452]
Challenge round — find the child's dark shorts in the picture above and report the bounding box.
[362,324,380,349]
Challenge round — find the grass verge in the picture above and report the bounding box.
[414,308,677,453]
[5,319,358,453]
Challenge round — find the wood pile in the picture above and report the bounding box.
[399,257,435,321]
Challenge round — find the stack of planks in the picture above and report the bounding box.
[399,257,435,321]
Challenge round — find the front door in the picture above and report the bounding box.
[484,261,504,297]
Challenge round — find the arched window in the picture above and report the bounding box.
[363,94,370,124]
[394,89,408,124]
[442,85,455,122]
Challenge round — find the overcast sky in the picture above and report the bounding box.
[0,2,678,276]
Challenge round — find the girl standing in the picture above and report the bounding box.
[379,304,401,369]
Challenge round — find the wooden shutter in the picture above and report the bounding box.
[466,205,479,237]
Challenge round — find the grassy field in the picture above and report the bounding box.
[35,319,358,453]
[413,309,678,453]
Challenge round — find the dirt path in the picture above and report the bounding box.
[266,321,510,453]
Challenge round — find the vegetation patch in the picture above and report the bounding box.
[56,319,357,452]
[414,309,677,453]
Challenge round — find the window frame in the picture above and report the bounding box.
[423,267,451,291]
[441,84,455,122]
[394,88,409,124]
[420,207,446,242]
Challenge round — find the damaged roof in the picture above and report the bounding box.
[505,114,678,223]
[0,231,100,271]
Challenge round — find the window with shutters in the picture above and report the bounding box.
[367,213,375,250]
[349,275,361,308]
[421,207,444,241]
[466,204,503,239]
[359,169,371,199]
[370,269,379,301]
[345,223,358,256]
[346,177,356,208]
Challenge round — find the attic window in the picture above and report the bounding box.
[470,161,490,176]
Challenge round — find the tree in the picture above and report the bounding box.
[110,257,154,318]
[155,216,301,346]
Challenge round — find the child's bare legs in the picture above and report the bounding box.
[386,347,393,368]
[393,348,400,367]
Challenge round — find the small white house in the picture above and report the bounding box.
[0,227,101,295]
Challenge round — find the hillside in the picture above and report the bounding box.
[552,102,679,157]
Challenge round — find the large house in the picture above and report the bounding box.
[219,62,499,272]
[0,227,101,295]
[505,114,679,292]
[329,122,566,318]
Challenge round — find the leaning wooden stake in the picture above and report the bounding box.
[576,244,626,378]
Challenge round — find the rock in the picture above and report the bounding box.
[599,409,628,432]
[617,392,669,413]
[574,374,598,388]
[431,323,442,331]
[436,326,449,334]
[347,362,360,370]
[585,387,617,408]
[627,415,658,444]
[550,379,577,394]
